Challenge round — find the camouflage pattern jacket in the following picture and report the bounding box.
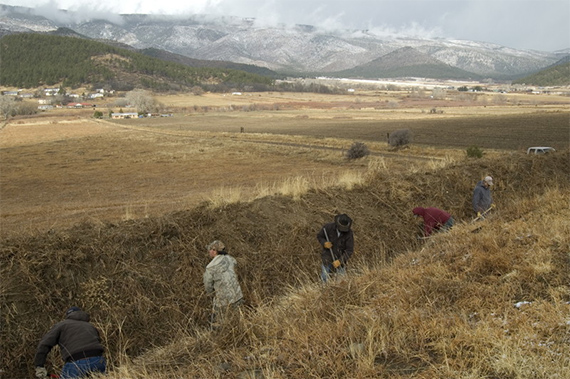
[203,254,243,308]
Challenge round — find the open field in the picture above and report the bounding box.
[0,118,364,236]
[1,90,568,236]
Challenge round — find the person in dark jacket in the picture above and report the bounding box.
[472,175,494,217]
[316,214,354,282]
[34,306,106,379]
[412,207,454,237]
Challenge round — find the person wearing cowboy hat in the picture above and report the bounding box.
[316,214,354,282]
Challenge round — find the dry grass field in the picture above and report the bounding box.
[1,87,569,378]
[1,89,568,236]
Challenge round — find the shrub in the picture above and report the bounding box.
[388,129,413,148]
[466,145,484,158]
[191,86,204,96]
[15,101,38,116]
[93,110,103,119]
[346,142,370,160]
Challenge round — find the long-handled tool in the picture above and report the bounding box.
[471,203,496,224]
[323,228,337,264]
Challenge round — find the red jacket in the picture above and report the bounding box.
[413,207,451,236]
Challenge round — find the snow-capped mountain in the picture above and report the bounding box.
[0,5,562,78]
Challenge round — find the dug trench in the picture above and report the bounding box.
[1,150,568,377]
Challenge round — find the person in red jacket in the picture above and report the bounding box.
[412,207,454,237]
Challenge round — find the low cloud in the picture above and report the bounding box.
[31,1,124,25]
[4,0,568,51]
[362,22,443,40]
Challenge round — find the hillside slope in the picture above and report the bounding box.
[0,33,274,90]
[1,151,568,377]
[513,56,570,86]
[333,46,483,80]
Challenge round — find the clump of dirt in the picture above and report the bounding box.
[1,151,568,377]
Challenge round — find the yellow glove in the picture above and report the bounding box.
[324,241,333,249]
[477,212,481,218]
[333,260,341,268]
[491,203,496,209]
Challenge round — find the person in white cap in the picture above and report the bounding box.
[472,175,494,217]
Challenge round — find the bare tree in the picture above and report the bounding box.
[126,89,160,114]
[0,96,17,120]
[432,88,447,100]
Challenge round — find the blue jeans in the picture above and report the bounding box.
[321,263,346,282]
[60,356,106,379]
[441,217,455,232]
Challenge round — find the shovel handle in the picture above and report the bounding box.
[323,228,337,262]
[472,205,494,223]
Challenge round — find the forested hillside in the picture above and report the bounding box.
[0,33,274,91]
[513,56,570,86]
[331,47,483,80]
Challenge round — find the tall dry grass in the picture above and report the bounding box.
[207,170,368,207]
[107,184,570,379]
[1,151,568,378]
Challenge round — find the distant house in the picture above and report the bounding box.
[2,91,19,96]
[38,105,54,110]
[19,93,34,98]
[67,102,94,108]
[111,112,139,119]
[44,88,59,96]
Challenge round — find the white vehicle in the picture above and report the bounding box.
[527,146,556,155]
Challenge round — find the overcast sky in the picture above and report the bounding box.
[1,0,568,52]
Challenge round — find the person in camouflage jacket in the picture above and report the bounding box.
[203,240,244,320]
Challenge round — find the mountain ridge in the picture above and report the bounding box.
[513,55,570,86]
[332,46,484,80]
[0,4,565,80]
[0,32,275,90]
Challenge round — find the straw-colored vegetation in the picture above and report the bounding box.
[1,88,569,378]
[2,148,568,378]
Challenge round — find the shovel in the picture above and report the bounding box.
[469,204,496,233]
[471,204,495,224]
[323,227,337,263]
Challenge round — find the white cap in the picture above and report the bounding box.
[484,176,493,185]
